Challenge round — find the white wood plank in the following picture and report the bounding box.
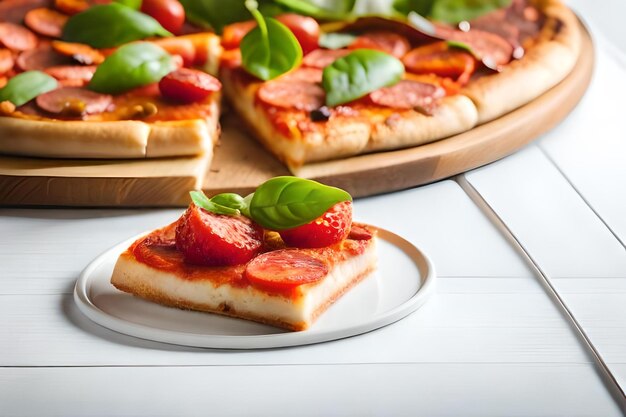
[0,364,621,417]
[539,41,626,246]
[465,146,626,278]
[0,292,590,366]
[356,181,531,278]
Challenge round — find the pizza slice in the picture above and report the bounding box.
[219,0,580,172]
[111,177,378,331]
[0,0,223,159]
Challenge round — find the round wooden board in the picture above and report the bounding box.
[204,22,594,199]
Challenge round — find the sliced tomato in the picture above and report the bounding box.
[279,201,352,249]
[221,20,256,50]
[402,41,476,86]
[348,31,411,58]
[141,0,185,35]
[159,68,222,103]
[245,250,329,292]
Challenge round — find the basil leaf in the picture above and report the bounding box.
[240,2,302,81]
[393,0,436,17]
[319,32,357,49]
[431,0,510,23]
[89,42,175,94]
[322,49,404,107]
[190,191,241,216]
[447,39,476,56]
[249,176,352,230]
[115,0,141,9]
[62,3,172,48]
[179,0,250,33]
[0,71,58,107]
[273,0,355,19]
[210,193,247,211]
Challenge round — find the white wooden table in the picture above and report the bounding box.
[2,2,625,415]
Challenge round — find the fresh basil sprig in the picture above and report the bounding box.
[248,177,352,230]
[273,0,356,19]
[179,0,250,33]
[319,32,357,49]
[89,42,175,94]
[394,0,511,24]
[240,0,302,81]
[190,191,242,216]
[322,49,404,107]
[0,71,58,107]
[62,3,172,48]
[114,0,141,9]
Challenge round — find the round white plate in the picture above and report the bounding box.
[74,227,435,349]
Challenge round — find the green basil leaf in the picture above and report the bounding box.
[0,71,58,106]
[240,2,302,81]
[319,32,357,49]
[88,42,175,94]
[273,0,355,19]
[115,0,142,9]
[190,191,241,216]
[322,49,404,107]
[447,39,476,56]
[179,0,250,33]
[210,193,247,211]
[430,0,511,23]
[249,176,352,230]
[393,0,436,17]
[62,3,172,48]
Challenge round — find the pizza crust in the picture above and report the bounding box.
[461,0,582,124]
[0,98,220,159]
[222,71,478,171]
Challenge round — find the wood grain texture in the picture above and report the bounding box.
[0,24,592,206]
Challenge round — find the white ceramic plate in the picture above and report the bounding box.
[74,227,435,349]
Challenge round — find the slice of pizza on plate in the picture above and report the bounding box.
[111,177,378,331]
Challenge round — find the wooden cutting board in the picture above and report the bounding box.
[0,24,593,207]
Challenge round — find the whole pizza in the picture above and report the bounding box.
[0,0,581,171]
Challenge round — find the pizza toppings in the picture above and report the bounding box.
[257,78,324,112]
[16,45,73,71]
[45,65,97,84]
[244,250,329,292]
[51,40,104,65]
[35,86,112,116]
[24,7,69,38]
[302,48,349,69]
[348,31,411,59]
[348,225,373,241]
[159,68,221,103]
[0,49,14,75]
[0,70,58,106]
[435,26,513,69]
[0,22,38,51]
[175,203,263,266]
[279,201,352,248]
[403,41,476,85]
[369,80,445,113]
[140,0,186,35]
[309,105,331,122]
[274,13,320,56]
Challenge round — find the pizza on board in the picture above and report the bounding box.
[219,0,581,171]
[0,0,223,159]
[110,177,378,331]
[0,0,581,171]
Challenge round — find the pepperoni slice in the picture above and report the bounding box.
[302,48,350,69]
[0,0,50,24]
[51,40,104,65]
[257,79,325,112]
[402,42,476,85]
[348,225,373,241]
[0,49,15,75]
[435,26,513,69]
[279,67,323,83]
[35,87,112,116]
[45,65,96,83]
[244,250,329,292]
[0,23,38,52]
[16,45,73,71]
[369,80,445,113]
[348,31,411,58]
[151,37,195,67]
[24,8,69,39]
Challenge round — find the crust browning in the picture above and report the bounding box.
[222,71,478,171]
[462,0,582,123]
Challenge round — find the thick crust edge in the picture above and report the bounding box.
[462,0,582,124]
